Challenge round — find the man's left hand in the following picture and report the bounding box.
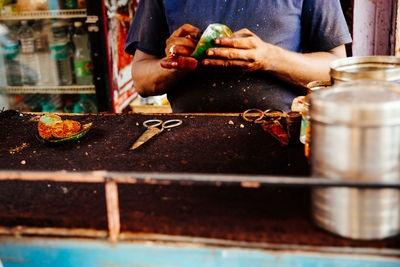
[202,28,269,72]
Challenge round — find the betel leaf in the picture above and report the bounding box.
[191,23,232,60]
[36,122,92,144]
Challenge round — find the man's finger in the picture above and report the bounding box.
[166,45,195,57]
[177,56,198,70]
[188,31,202,40]
[202,58,256,69]
[215,36,255,49]
[160,56,179,68]
[206,48,254,61]
[214,33,255,49]
[160,56,198,71]
[166,37,198,49]
[172,24,202,38]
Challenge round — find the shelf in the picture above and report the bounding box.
[129,104,172,113]
[1,85,96,94]
[0,9,87,20]
[128,97,172,113]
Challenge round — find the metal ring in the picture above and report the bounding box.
[263,109,285,122]
[143,119,162,128]
[264,108,285,114]
[242,109,264,122]
[162,119,183,129]
[169,45,176,56]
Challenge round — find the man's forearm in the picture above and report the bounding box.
[264,44,346,88]
[131,58,181,97]
[131,48,196,97]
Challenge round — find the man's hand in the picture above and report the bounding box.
[132,24,204,96]
[202,28,268,72]
[201,28,346,87]
[160,24,201,71]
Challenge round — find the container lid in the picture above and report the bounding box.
[307,80,331,91]
[330,56,400,82]
[310,80,400,126]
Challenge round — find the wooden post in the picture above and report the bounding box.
[396,0,400,56]
[105,180,120,242]
[353,0,395,56]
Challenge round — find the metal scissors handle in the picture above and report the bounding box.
[130,119,183,150]
[242,108,290,146]
[143,119,183,131]
[242,108,286,123]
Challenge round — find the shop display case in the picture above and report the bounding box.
[0,0,137,113]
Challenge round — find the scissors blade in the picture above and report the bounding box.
[130,127,162,150]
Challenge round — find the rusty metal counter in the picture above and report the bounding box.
[0,110,309,175]
[0,110,399,265]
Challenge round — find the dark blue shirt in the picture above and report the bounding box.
[125,0,352,112]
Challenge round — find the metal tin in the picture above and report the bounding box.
[306,80,331,93]
[311,81,400,126]
[286,111,301,144]
[310,80,400,240]
[299,81,331,158]
[330,56,400,84]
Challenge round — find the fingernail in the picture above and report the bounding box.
[203,60,209,65]
[207,51,214,56]
[214,39,220,44]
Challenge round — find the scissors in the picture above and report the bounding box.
[242,108,286,123]
[242,108,291,146]
[130,119,183,150]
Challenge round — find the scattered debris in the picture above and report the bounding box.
[29,116,41,122]
[60,186,69,194]
[9,143,29,154]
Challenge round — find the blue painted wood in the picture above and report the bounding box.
[0,237,399,267]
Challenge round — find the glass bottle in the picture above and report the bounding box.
[72,21,92,85]
[49,20,73,86]
[18,20,41,85]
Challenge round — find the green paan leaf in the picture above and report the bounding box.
[37,122,92,144]
[191,23,232,60]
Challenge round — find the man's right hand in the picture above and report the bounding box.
[160,24,201,71]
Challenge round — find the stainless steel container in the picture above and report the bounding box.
[330,56,400,84]
[306,80,331,92]
[310,80,400,240]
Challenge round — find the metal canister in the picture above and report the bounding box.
[299,81,331,160]
[310,80,400,240]
[330,56,400,84]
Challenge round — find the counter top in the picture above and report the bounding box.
[0,110,309,175]
[0,110,399,253]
